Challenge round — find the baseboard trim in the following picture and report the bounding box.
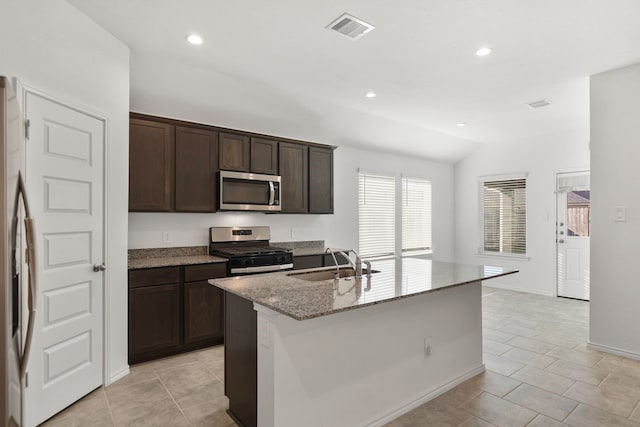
[365,364,486,427]
[587,341,640,361]
[482,283,554,297]
[107,366,130,386]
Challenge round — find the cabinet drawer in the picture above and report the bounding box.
[129,267,180,288]
[184,263,227,283]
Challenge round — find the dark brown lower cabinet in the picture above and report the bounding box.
[184,281,223,344]
[225,292,257,427]
[128,263,226,364]
[129,283,181,358]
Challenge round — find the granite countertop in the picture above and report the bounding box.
[128,255,227,270]
[271,240,326,256]
[128,246,227,270]
[209,258,518,321]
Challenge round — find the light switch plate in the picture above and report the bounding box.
[614,207,627,222]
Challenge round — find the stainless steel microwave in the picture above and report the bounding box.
[219,170,281,211]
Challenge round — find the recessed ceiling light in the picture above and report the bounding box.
[475,47,492,57]
[365,92,376,98]
[456,123,466,127]
[186,34,203,45]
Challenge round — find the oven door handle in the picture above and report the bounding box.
[269,181,275,205]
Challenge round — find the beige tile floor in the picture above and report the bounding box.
[41,286,640,426]
[40,345,233,427]
[386,286,640,427]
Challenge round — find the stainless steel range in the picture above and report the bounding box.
[209,226,293,275]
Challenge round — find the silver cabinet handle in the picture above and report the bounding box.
[93,263,106,272]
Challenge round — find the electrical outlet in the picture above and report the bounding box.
[162,231,171,244]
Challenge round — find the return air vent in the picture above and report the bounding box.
[527,99,552,108]
[327,13,375,39]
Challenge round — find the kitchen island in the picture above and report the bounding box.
[210,258,517,427]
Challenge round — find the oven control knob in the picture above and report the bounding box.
[246,258,255,266]
[277,256,286,263]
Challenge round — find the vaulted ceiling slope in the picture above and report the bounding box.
[69,0,640,162]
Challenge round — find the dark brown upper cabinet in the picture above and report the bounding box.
[279,142,309,213]
[250,137,278,175]
[129,113,335,214]
[219,132,250,172]
[175,126,218,212]
[309,146,334,214]
[129,119,175,212]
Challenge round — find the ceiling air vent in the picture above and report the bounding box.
[527,99,552,108]
[327,13,375,39]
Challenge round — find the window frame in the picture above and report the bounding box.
[358,169,433,261]
[401,175,433,257]
[478,173,529,260]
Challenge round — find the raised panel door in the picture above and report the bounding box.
[184,281,223,344]
[175,126,218,212]
[279,142,308,213]
[129,283,181,360]
[129,119,175,211]
[250,138,278,175]
[219,132,250,172]
[309,147,333,213]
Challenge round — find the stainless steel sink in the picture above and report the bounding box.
[287,267,379,282]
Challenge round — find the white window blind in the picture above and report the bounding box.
[481,178,527,255]
[402,177,432,255]
[358,171,395,258]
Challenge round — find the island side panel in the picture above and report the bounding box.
[256,282,483,427]
[224,292,257,427]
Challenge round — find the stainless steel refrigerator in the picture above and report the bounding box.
[1,76,37,427]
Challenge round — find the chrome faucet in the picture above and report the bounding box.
[325,248,370,279]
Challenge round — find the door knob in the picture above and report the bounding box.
[93,263,106,272]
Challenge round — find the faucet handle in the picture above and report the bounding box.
[363,260,372,278]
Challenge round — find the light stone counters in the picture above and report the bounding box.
[209,257,518,320]
[128,246,227,269]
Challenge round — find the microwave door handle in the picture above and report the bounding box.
[269,181,275,205]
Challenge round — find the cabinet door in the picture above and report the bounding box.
[219,132,250,172]
[175,126,218,212]
[279,142,308,213]
[129,119,175,211]
[309,147,334,213]
[250,138,278,175]
[129,283,181,359]
[184,281,224,344]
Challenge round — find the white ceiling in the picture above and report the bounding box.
[69,0,640,162]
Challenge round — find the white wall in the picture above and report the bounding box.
[130,144,455,262]
[454,130,590,296]
[589,62,640,358]
[0,0,130,383]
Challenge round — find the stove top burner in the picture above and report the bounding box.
[213,245,291,257]
[209,226,294,275]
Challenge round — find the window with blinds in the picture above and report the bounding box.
[358,172,396,259]
[402,177,432,255]
[480,178,527,255]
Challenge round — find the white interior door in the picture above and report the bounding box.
[556,171,590,300]
[24,92,104,427]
